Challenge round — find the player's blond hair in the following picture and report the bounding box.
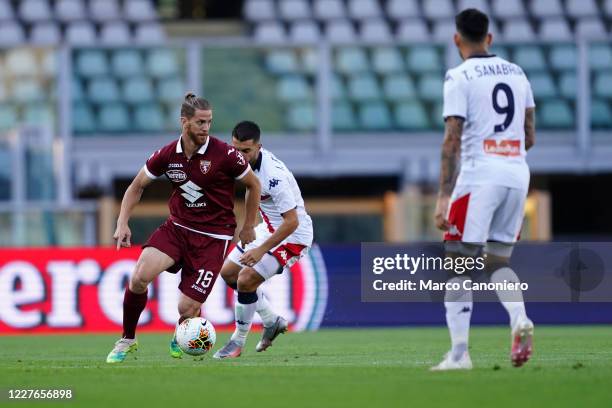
[181,92,212,118]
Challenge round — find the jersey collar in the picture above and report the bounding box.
[466,53,497,59]
[252,150,263,172]
[175,135,210,155]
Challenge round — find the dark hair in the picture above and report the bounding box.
[232,120,261,143]
[180,92,212,118]
[455,8,489,43]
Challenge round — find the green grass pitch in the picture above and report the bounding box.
[1,326,611,407]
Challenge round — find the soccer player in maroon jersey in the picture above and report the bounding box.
[106,93,261,363]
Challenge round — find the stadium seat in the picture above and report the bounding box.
[0,22,26,46]
[422,0,454,20]
[98,103,130,132]
[539,100,574,128]
[122,78,154,104]
[332,103,357,130]
[146,49,180,78]
[360,20,392,42]
[301,49,318,73]
[348,74,381,101]
[0,1,14,20]
[538,18,573,41]
[134,23,167,44]
[265,50,299,75]
[158,76,185,103]
[589,45,612,71]
[502,20,536,42]
[23,103,54,127]
[90,0,120,22]
[549,45,577,71]
[529,72,557,99]
[432,20,456,42]
[371,47,404,75]
[11,80,46,103]
[254,22,287,43]
[111,50,144,78]
[125,0,158,22]
[394,101,430,130]
[244,0,276,21]
[290,21,321,43]
[491,0,525,18]
[279,0,311,21]
[277,75,312,101]
[325,20,357,44]
[134,103,165,132]
[88,77,120,103]
[559,72,577,99]
[30,22,62,45]
[100,22,131,45]
[286,103,315,130]
[591,99,612,128]
[575,18,607,38]
[76,50,109,77]
[65,22,97,45]
[72,78,85,102]
[73,103,96,133]
[19,0,52,22]
[336,47,369,74]
[406,46,441,74]
[593,72,612,99]
[359,102,392,130]
[386,0,419,20]
[347,0,381,20]
[383,74,416,101]
[55,0,85,22]
[313,0,346,20]
[41,51,57,78]
[457,0,490,15]
[566,0,598,18]
[396,19,429,42]
[6,50,38,77]
[512,46,546,72]
[489,45,509,60]
[331,74,347,100]
[0,104,17,130]
[417,74,444,101]
[530,0,563,18]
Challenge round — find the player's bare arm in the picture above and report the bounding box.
[434,116,464,231]
[525,107,536,151]
[114,168,154,250]
[239,208,299,266]
[238,170,261,245]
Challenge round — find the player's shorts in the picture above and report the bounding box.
[226,223,309,280]
[444,184,527,244]
[143,219,230,303]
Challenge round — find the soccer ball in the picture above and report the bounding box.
[175,317,216,356]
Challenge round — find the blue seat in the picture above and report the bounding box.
[331,74,347,100]
[591,99,612,128]
[394,101,430,130]
[87,77,120,103]
[122,78,154,104]
[111,49,144,78]
[539,100,574,129]
[371,47,404,74]
[559,72,576,99]
[277,75,312,101]
[335,47,369,75]
[146,49,180,78]
[332,103,357,130]
[76,50,109,77]
[157,76,185,103]
[72,103,96,133]
[348,74,381,101]
[265,50,299,75]
[382,74,415,101]
[358,102,392,130]
[512,46,546,72]
[529,72,557,99]
[23,103,54,127]
[589,44,612,71]
[11,80,46,103]
[134,103,165,132]
[0,104,17,130]
[549,45,577,71]
[417,74,443,101]
[98,103,130,132]
[286,103,315,131]
[406,46,441,73]
[72,77,85,102]
[593,71,612,99]
[490,45,509,60]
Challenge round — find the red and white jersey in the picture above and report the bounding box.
[443,55,535,191]
[253,148,313,247]
[144,135,250,239]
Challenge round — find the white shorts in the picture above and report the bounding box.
[444,184,527,244]
[226,223,310,280]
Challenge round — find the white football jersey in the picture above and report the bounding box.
[443,55,535,191]
[253,148,313,246]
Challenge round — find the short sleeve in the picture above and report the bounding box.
[268,174,297,215]
[442,70,468,120]
[525,80,536,109]
[144,148,166,179]
[226,148,250,180]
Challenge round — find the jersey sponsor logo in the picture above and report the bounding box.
[268,178,280,189]
[200,160,212,174]
[168,163,183,168]
[229,148,246,166]
[166,169,186,182]
[180,181,204,204]
[484,139,520,157]
[278,250,288,262]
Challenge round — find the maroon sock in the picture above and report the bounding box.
[122,288,148,339]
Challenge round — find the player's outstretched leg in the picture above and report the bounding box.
[256,291,288,352]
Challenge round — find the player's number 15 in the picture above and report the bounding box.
[196,270,214,288]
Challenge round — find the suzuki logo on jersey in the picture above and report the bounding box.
[484,139,520,157]
[269,178,280,189]
[180,181,206,207]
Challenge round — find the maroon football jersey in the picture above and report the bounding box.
[144,136,250,238]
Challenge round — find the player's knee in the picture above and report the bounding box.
[484,253,510,275]
[237,268,261,292]
[220,266,238,289]
[129,269,150,293]
[178,300,201,319]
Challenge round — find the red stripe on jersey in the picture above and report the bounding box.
[259,209,275,233]
[443,193,470,241]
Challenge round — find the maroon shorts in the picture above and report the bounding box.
[143,219,230,303]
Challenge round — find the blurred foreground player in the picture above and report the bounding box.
[432,9,536,370]
[106,94,261,363]
[213,121,313,359]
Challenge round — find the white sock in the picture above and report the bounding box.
[444,276,473,361]
[256,287,278,327]
[490,266,527,329]
[230,291,258,346]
